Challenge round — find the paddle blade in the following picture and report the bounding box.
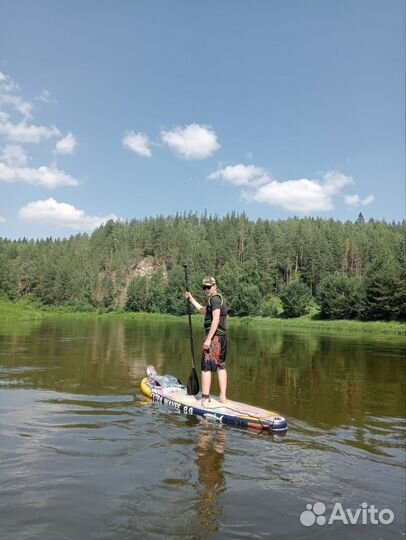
[187,367,200,395]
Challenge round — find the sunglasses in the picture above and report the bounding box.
[202,285,212,290]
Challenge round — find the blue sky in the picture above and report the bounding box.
[0,0,404,239]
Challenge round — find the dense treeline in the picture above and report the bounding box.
[0,212,404,321]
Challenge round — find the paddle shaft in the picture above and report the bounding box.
[184,265,197,369]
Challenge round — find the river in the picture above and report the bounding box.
[0,318,404,539]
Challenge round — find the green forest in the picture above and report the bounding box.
[0,212,405,321]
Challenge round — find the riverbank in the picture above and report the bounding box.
[1,300,404,336]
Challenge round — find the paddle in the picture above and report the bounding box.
[184,264,200,395]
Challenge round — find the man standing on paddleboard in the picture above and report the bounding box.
[185,276,228,407]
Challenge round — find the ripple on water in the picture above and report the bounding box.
[0,320,404,540]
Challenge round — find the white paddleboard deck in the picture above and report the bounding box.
[141,373,288,432]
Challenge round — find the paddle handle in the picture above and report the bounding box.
[184,265,197,369]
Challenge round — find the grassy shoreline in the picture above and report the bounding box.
[0,299,404,336]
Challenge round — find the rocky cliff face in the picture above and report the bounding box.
[113,257,166,309]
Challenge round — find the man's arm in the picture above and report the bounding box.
[185,292,205,314]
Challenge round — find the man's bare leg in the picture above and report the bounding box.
[201,371,211,405]
[218,369,227,403]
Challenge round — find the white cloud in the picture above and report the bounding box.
[245,178,333,212]
[0,162,79,188]
[36,89,56,104]
[209,164,269,186]
[0,71,32,118]
[19,198,118,231]
[1,144,28,166]
[210,163,360,213]
[345,194,361,207]
[161,123,220,159]
[55,133,77,155]
[0,71,80,199]
[345,194,375,207]
[0,216,6,224]
[0,116,60,143]
[245,172,354,213]
[0,71,60,145]
[322,171,354,194]
[122,131,152,157]
[360,194,375,206]
[0,94,33,118]
[0,72,18,96]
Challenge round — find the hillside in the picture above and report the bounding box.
[0,213,404,321]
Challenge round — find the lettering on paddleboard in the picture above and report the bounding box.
[151,393,195,416]
[151,392,227,423]
[151,393,182,411]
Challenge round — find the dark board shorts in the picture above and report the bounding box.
[201,335,227,372]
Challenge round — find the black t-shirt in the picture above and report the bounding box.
[204,293,227,335]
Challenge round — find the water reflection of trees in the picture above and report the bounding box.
[0,319,404,428]
[0,319,190,393]
[230,326,405,427]
[194,422,228,534]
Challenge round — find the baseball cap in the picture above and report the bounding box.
[202,276,216,287]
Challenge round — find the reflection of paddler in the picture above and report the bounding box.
[194,423,228,531]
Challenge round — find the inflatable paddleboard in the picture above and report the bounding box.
[140,366,288,432]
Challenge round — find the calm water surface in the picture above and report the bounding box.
[0,318,404,539]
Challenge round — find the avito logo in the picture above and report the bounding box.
[300,501,395,527]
